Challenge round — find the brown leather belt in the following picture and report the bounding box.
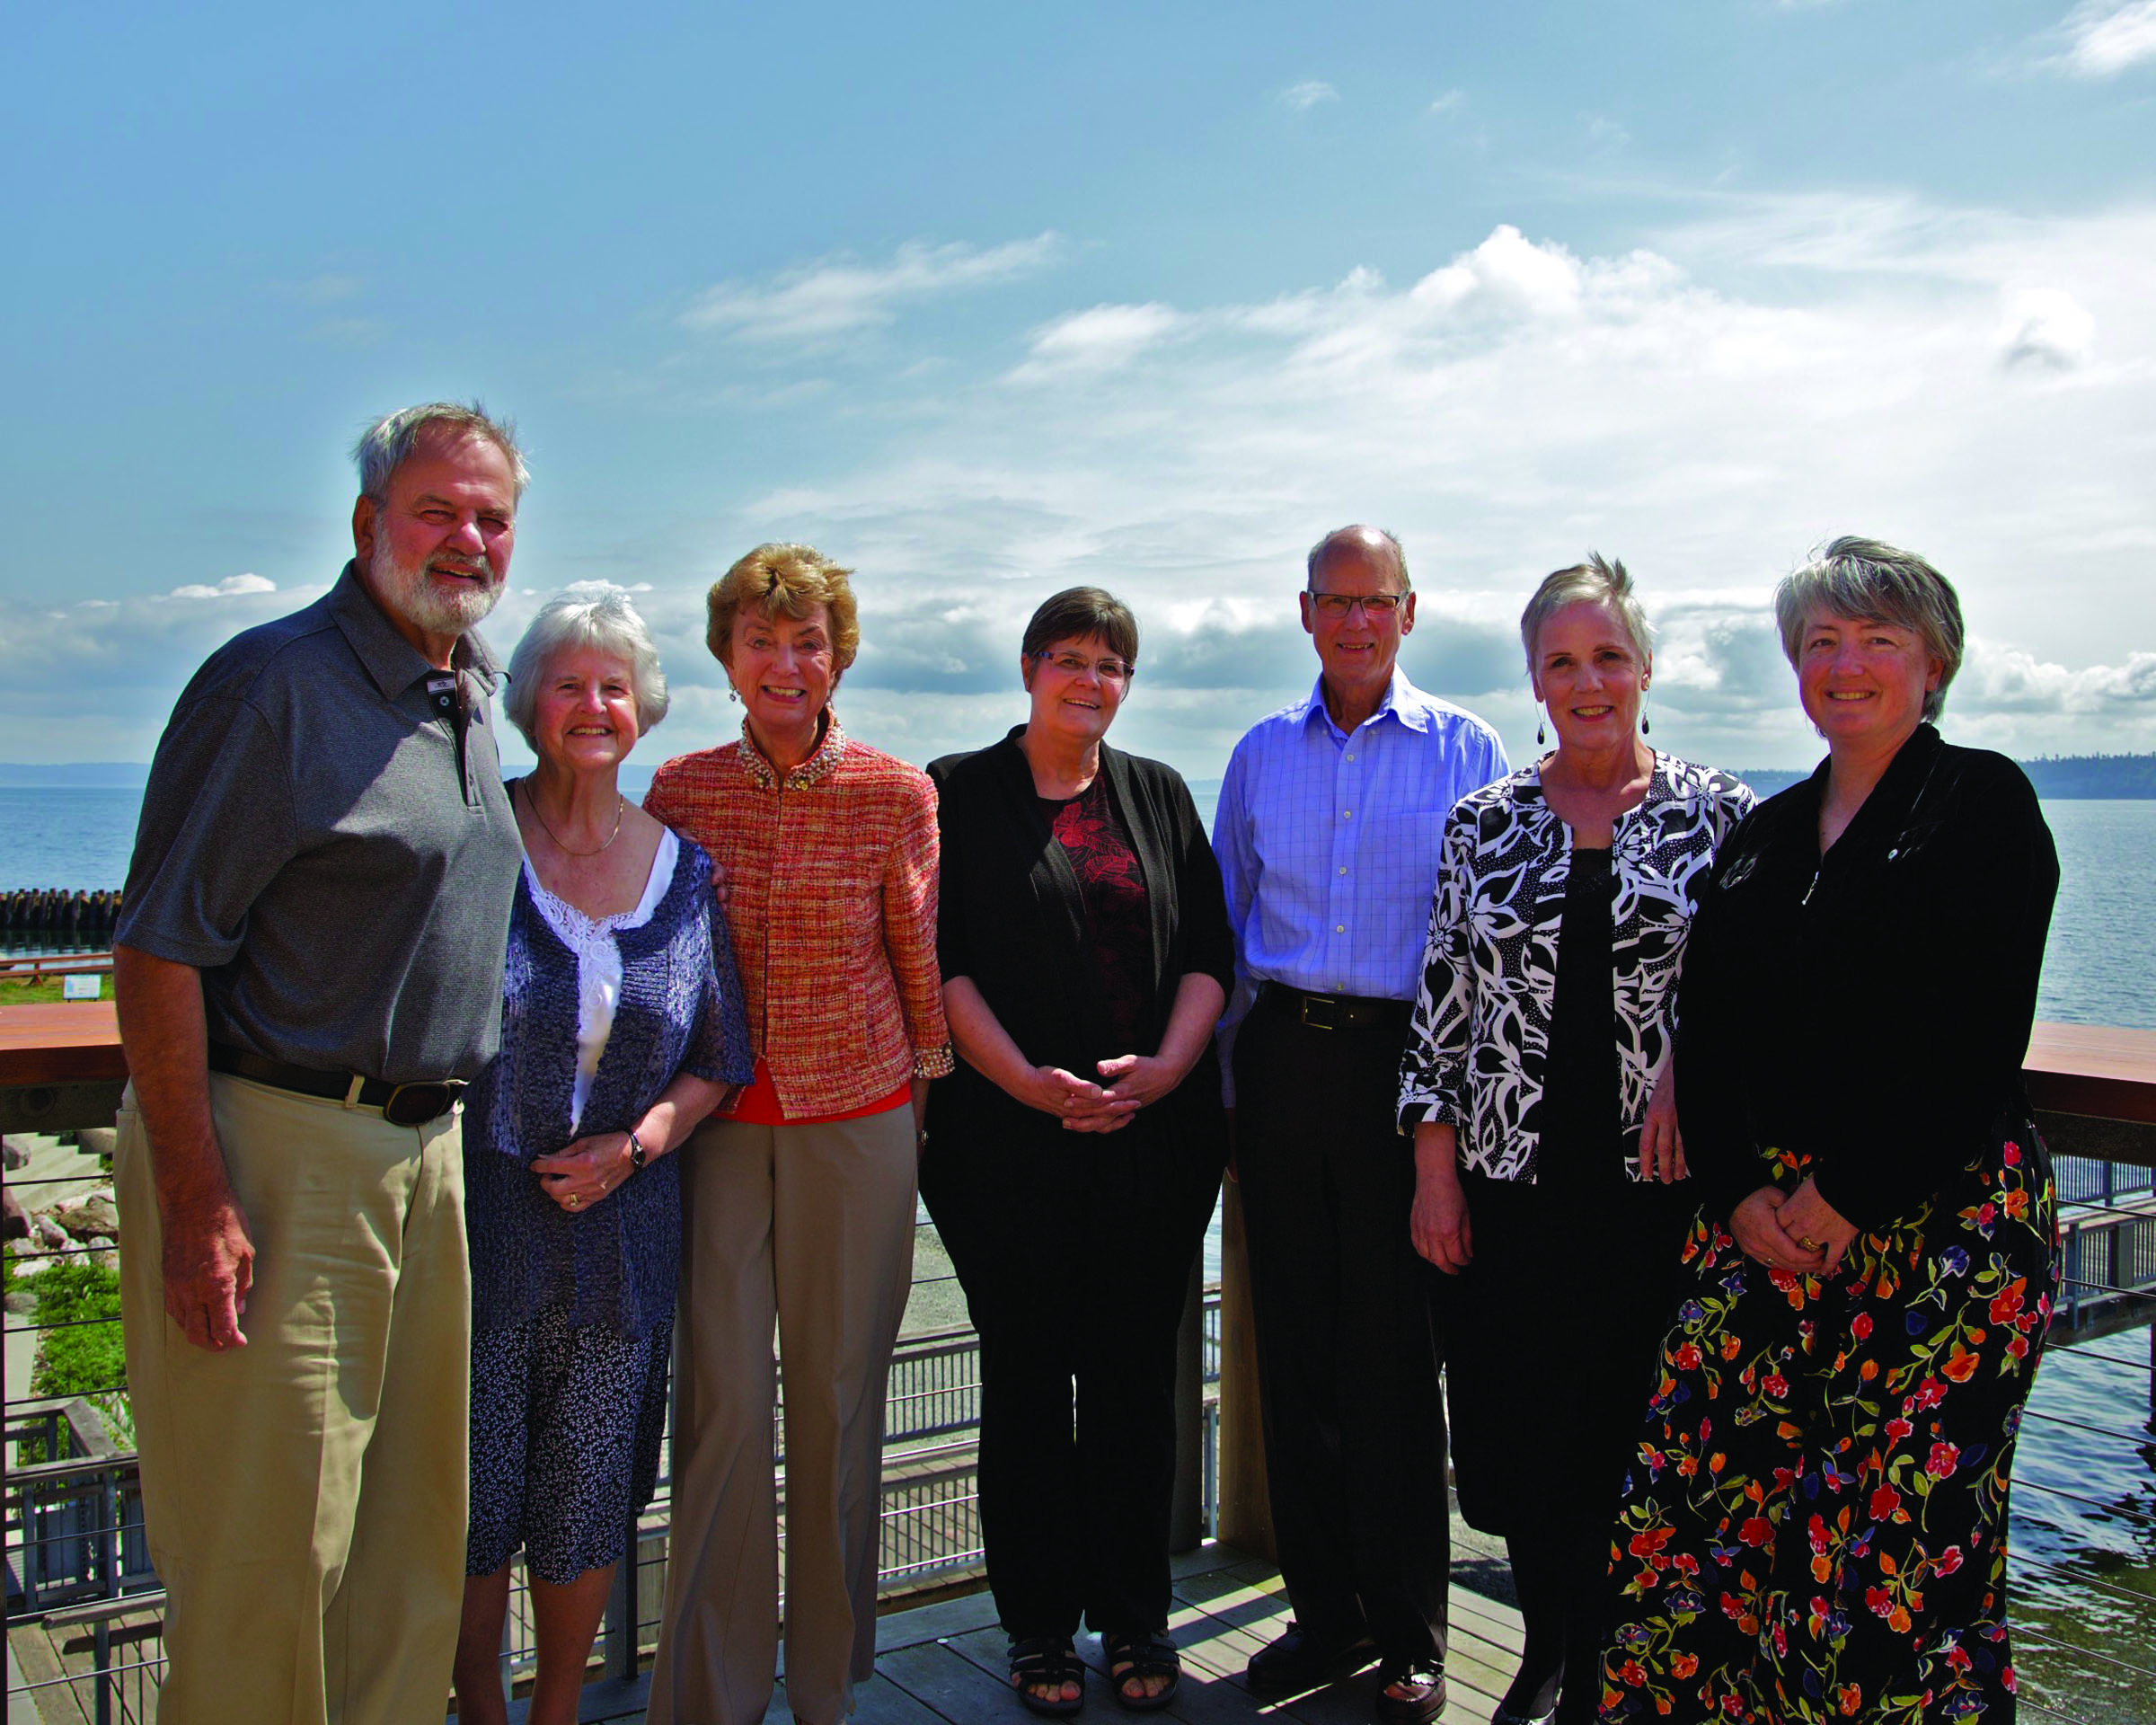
[208,1044,465,1128]
[1256,981,1412,1034]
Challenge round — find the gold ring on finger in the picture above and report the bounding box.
[567,1193,581,1210]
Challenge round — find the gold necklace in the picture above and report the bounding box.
[519,780,624,856]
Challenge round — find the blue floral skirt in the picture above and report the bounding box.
[1592,1124,2058,1723]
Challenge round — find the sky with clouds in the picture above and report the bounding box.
[4,0,2153,781]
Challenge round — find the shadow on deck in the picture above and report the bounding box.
[541,1544,1524,1725]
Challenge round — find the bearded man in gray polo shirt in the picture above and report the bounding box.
[112,402,527,1725]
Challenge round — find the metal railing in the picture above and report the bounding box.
[5,1173,1225,1721]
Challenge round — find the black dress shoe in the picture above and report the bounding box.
[1244,1623,1380,1692]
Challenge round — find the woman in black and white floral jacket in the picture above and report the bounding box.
[1396,555,1753,1725]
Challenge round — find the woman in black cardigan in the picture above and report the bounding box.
[1588,539,2060,1725]
[923,587,1233,1719]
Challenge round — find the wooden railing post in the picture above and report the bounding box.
[1215,1179,1275,1560]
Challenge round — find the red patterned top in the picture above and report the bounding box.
[644,713,953,1119]
[1039,777,1152,1053]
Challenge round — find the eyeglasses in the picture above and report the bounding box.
[1308,590,1407,618]
[1034,650,1136,683]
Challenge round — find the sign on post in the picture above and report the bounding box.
[62,974,101,1002]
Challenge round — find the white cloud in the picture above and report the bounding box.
[16,197,2156,773]
[1997,288,2096,369]
[1280,81,1339,112]
[681,234,1061,343]
[166,574,278,601]
[2052,0,2156,76]
[1584,113,1632,148]
[1008,303,1187,380]
[1427,89,1465,113]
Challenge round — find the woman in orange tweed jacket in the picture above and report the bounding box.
[642,543,953,1725]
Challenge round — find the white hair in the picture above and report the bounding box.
[504,583,669,748]
[353,401,530,500]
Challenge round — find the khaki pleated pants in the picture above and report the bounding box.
[649,1107,916,1725]
[114,1075,470,1725]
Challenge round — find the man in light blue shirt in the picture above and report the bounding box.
[1215,526,1507,1723]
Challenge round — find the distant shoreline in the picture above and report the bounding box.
[10,755,2156,801]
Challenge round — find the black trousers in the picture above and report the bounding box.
[922,1108,1222,1641]
[1233,1000,1450,1666]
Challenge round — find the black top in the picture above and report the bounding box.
[1675,724,2058,1232]
[118,562,521,1083]
[1534,845,1621,1187]
[928,730,1234,1146]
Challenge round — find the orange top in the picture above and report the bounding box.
[643,712,952,1119]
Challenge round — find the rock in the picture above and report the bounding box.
[4,1291,33,1315]
[3,1185,25,1240]
[3,1135,33,1171]
[51,1196,119,1240]
[32,1215,69,1250]
[76,1127,119,1161]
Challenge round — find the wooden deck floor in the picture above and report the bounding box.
[7,1544,1526,1725]
[596,1544,1522,1725]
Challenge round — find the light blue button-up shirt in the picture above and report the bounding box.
[1214,666,1508,1104]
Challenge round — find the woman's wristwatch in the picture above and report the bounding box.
[626,1128,649,1172]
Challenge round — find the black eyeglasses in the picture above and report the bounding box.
[1308,590,1406,617]
[1034,650,1136,683]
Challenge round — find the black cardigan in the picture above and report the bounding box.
[925,730,1234,1145]
[1676,724,2058,1233]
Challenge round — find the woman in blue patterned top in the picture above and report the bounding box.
[451,585,753,1725]
[1396,557,1754,1725]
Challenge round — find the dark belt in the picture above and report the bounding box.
[208,1045,466,1128]
[1256,980,1412,1034]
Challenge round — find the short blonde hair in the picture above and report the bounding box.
[706,544,862,677]
[1520,553,1652,674]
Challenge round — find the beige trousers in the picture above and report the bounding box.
[114,1074,470,1725]
[649,1107,916,1725]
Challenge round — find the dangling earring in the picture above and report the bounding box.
[728,686,739,703]
[1536,721,1546,747]
[1641,712,1650,736]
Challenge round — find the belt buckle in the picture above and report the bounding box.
[1300,993,1339,1031]
[383,1080,463,1128]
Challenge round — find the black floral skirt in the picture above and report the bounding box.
[1591,1124,2058,1723]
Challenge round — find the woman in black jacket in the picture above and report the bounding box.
[1589,538,2060,1725]
[923,587,1233,1719]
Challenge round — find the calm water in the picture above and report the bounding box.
[4,786,2154,1710]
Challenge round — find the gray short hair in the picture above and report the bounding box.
[1306,526,1412,593]
[1773,535,1964,724]
[353,402,530,501]
[1519,553,1652,674]
[504,583,669,749]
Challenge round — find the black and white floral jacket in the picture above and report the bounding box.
[1395,753,1754,1181]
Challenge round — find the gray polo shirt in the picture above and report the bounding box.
[119,562,522,1084]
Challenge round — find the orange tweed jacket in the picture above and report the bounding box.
[644,714,953,1118]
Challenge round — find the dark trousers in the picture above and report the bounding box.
[1233,1000,1449,1666]
[922,1114,1221,1641]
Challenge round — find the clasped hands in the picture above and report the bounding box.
[1027,1053,1185,1133]
[535,1130,638,1212]
[1731,1176,1858,1276]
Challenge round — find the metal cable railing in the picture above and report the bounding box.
[12,1131,2155,1722]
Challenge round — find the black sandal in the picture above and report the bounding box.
[1009,1635,1086,1718]
[1103,1631,1181,1712]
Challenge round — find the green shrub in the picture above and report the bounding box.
[27,1257,133,1449]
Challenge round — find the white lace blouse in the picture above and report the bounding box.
[521,829,680,1133]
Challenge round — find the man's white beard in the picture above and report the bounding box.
[370,540,503,638]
